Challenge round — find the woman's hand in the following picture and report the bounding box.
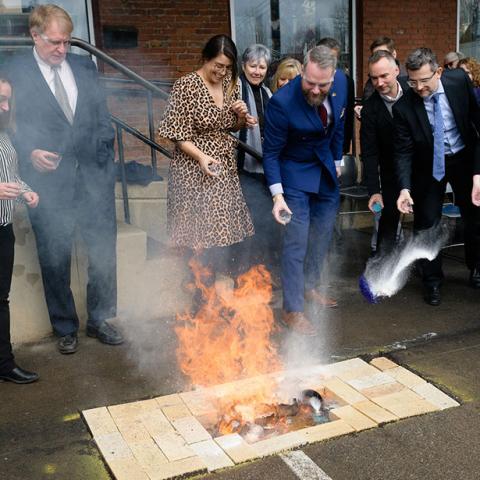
[198,154,221,177]
[245,113,258,129]
[0,182,22,200]
[231,99,248,119]
[23,191,39,208]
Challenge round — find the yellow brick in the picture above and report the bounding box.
[324,377,368,404]
[301,419,355,443]
[214,434,258,464]
[361,381,406,399]
[94,432,134,462]
[162,403,192,422]
[370,357,398,371]
[180,390,217,416]
[190,439,235,471]
[108,458,150,480]
[153,431,196,462]
[373,389,439,418]
[330,405,377,431]
[383,366,426,388]
[145,456,207,480]
[82,407,119,437]
[115,416,152,444]
[139,409,174,437]
[254,431,306,457]
[155,393,185,408]
[172,416,212,444]
[108,399,159,420]
[353,400,398,424]
[335,364,381,382]
[129,439,168,469]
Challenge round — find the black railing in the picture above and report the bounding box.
[0,36,262,224]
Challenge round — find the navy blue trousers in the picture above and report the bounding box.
[281,175,339,312]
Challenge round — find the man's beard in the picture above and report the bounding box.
[302,89,327,107]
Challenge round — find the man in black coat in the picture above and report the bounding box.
[361,50,408,255]
[394,47,480,305]
[8,4,123,353]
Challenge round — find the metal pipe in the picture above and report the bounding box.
[115,124,130,224]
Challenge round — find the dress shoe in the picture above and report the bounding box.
[87,321,124,345]
[305,289,338,308]
[423,286,441,306]
[281,311,317,336]
[0,366,39,384]
[58,334,78,354]
[469,268,480,288]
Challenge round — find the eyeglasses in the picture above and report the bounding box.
[406,70,437,87]
[40,34,71,48]
[213,62,232,73]
[302,74,335,89]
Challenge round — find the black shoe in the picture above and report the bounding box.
[469,268,480,288]
[0,366,39,384]
[424,286,441,306]
[87,321,124,345]
[58,334,78,354]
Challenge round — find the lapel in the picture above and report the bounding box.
[66,54,85,124]
[26,52,68,123]
[412,91,433,146]
[372,91,393,125]
[441,74,463,136]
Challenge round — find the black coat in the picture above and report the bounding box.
[7,51,115,209]
[393,68,480,192]
[360,77,409,196]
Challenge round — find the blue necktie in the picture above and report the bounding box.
[432,93,445,181]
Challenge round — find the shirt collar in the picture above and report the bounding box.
[380,81,403,102]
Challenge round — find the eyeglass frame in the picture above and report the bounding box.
[39,33,72,48]
[406,69,438,88]
[212,61,232,73]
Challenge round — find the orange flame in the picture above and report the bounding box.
[175,257,284,435]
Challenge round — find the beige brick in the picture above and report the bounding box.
[190,439,235,471]
[155,393,185,408]
[180,390,217,416]
[361,381,406,399]
[108,399,159,420]
[347,372,397,391]
[336,364,381,382]
[139,408,174,437]
[94,432,134,462]
[412,383,460,410]
[353,400,398,424]
[300,419,355,443]
[370,357,398,371]
[214,433,258,464]
[172,416,212,444]
[330,405,378,431]
[162,403,192,422]
[115,416,152,444]
[145,456,207,480]
[82,407,119,437]
[254,431,306,457]
[153,431,196,462]
[129,439,168,469]
[373,389,439,418]
[321,358,371,377]
[324,377,368,404]
[108,458,150,480]
[383,366,426,388]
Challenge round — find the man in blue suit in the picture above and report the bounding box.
[263,46,346,336]
[8,4,123,353]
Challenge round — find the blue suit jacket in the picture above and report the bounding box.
[263,73,347,194]
[7,51,115,209]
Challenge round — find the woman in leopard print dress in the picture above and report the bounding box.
[159,35,255,253]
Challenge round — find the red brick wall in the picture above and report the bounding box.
[360,0,457,92]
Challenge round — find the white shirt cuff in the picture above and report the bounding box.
[335,159,343,167]
[269,183,284,196]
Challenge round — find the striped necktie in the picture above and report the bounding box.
[52,65,74,124]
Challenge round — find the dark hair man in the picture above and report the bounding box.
[7,4,124,353]
[361,50,409,255]
[263,46,347,335]
[394,48,480,305]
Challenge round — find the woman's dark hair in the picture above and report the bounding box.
[202,34,239,95]
[0,73,14,133]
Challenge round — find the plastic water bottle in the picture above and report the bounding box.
[372,202,383,213]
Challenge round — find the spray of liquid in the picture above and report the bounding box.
[360,225,450,302]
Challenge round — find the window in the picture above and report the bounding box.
[0,0,93,67]
[230,0,352,72]
[459,0,480,57]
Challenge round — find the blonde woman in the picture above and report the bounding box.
[271,58,302,93]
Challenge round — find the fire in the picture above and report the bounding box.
[175,257,283,435]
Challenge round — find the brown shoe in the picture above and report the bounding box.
[305,289,338,308]
[281,311,318,336]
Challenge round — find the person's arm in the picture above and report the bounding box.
[360,100,381,196]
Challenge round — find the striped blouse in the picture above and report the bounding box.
[0,131,32,226]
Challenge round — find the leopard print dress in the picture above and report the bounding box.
[159,72,254,249]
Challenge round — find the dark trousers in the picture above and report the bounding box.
[282,175,339,312]
[29,181,117,337]
[413,150,480,287]
[0,224,15,374]
[376,179,401,255]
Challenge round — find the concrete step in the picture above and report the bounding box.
[10,207,148,344]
